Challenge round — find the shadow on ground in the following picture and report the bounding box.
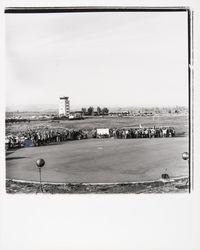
[6,157,28,161]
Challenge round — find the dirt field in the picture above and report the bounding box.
[6,137,188,183]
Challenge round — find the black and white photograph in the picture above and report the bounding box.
[1,1,200,250]
[5,7,191,194]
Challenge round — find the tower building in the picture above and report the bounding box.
[59,96,70,117]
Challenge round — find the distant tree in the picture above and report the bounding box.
[97,106,102,115]
[102,107,109,115]
[81,108,87,115]
[154,108,160,114]
[88,106,94,116]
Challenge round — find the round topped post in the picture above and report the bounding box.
[36,158,45,194]
[182,152,190,192]
[182,152,189,161]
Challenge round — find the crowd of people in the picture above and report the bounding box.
[5,126,175,150]
[5,128,88,150]
[109,127,175,139]
[94,127,175,139]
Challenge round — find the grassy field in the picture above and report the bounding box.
[6,114,189,137]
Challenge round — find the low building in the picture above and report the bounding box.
[69,111,83,120]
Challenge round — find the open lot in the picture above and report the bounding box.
[6,137,188,183]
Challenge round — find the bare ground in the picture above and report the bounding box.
[6,177,189,194]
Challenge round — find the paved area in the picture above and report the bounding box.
[6,138,188,183]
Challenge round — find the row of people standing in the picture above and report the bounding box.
[6,128,88,149]
[6,126,176,150]
[110,127,175,138]
[93,127,175,139]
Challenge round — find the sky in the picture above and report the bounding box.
[5,11,188,110]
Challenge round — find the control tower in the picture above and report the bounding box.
[59,96,70,117]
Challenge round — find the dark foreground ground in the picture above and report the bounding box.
[6,177,189,194]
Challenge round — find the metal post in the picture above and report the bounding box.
[36,158,45,194]
[182,152,189,192]
[39,167,41,184]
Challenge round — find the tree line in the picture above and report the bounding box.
[81,107,109,116]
